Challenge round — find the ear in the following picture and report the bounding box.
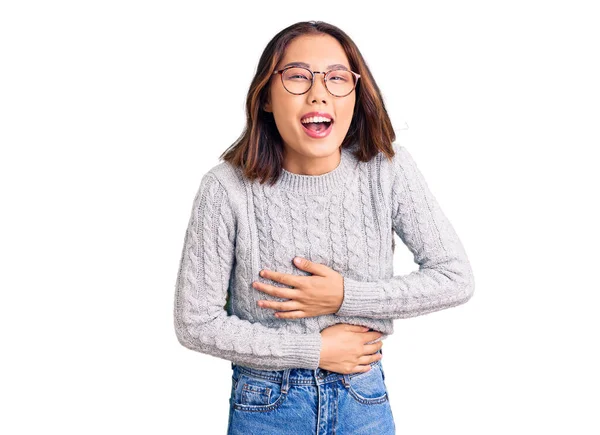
[263,96,272,113]
[263,87,272,112]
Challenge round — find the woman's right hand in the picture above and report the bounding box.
[318,323,383,374]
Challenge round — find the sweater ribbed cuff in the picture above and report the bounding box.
[335,277,384,317]
[280,332,323,370]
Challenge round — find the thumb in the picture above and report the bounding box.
[346,324,370,332]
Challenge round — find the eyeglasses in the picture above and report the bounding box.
[272,66,361,97]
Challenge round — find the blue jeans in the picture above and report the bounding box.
[227,349,395,434]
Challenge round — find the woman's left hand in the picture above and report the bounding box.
[253,257,344,319]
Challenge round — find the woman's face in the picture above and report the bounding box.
[264,34,356,171]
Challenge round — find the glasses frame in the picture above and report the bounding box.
[272,66,361,97]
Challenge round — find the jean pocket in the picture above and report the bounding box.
[346,363,389,405]
[232,374,288,412]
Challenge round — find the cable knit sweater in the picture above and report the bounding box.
[173,142,475,371]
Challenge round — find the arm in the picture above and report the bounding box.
[174,172,322,370]
[334,145,475,320]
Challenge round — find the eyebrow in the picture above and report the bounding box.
[281,61,349,70]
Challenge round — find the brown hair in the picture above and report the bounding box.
[219,20,397,186]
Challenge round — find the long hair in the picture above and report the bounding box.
[219,20,397,186]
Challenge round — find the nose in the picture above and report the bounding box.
[307,72,329,102]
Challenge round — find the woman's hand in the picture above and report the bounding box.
[319,324,384,374]
[252,256,344,319]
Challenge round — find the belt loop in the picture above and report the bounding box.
[281,368,291,394]
[342,373,350,389]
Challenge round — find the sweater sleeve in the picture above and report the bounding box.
[335,145,475,319]
[174,172,322,370]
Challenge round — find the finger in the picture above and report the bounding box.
[260,269,302,288]
[292,256,330,277]
[273,310,307,319]
[346,324,370,332]
[253,281,299,299]
[257,299,301,312]
[361,330,384,343]
[357,351,383,367]
[363,341,383,355]
[352,362,375,374]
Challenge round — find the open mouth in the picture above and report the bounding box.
[301,119,333,133]
[301,120,333,138]
[300,117,334,138]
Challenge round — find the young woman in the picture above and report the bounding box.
[174,20,475,435]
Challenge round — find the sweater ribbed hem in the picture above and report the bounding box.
[279,332,323,370]
[335,277,384,317]
[276,146,356,194]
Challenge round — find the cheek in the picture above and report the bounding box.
[272,110,302,140]
[337,102,355,128]
[340,95,356,114]
[271,93,297,120]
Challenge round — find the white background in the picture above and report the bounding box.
[1,1,599,434]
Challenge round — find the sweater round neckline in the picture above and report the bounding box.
[277,146,356,195]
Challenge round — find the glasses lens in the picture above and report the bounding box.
[325,69,356,97]
[281,67,313,94]
[281,67,357,96]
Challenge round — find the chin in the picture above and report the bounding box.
[301,141,340,154]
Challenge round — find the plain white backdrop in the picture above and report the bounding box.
[1,1,599,434]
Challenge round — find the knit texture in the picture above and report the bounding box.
[173,142,474,370]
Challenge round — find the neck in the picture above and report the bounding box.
[281,147,342,176]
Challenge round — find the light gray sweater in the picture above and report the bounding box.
[173,142,474,371]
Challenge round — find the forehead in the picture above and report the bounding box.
[278,34,350,69]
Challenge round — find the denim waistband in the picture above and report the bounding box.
[231,349,382,387]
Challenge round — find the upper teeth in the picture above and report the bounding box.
[301,116,332,124]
